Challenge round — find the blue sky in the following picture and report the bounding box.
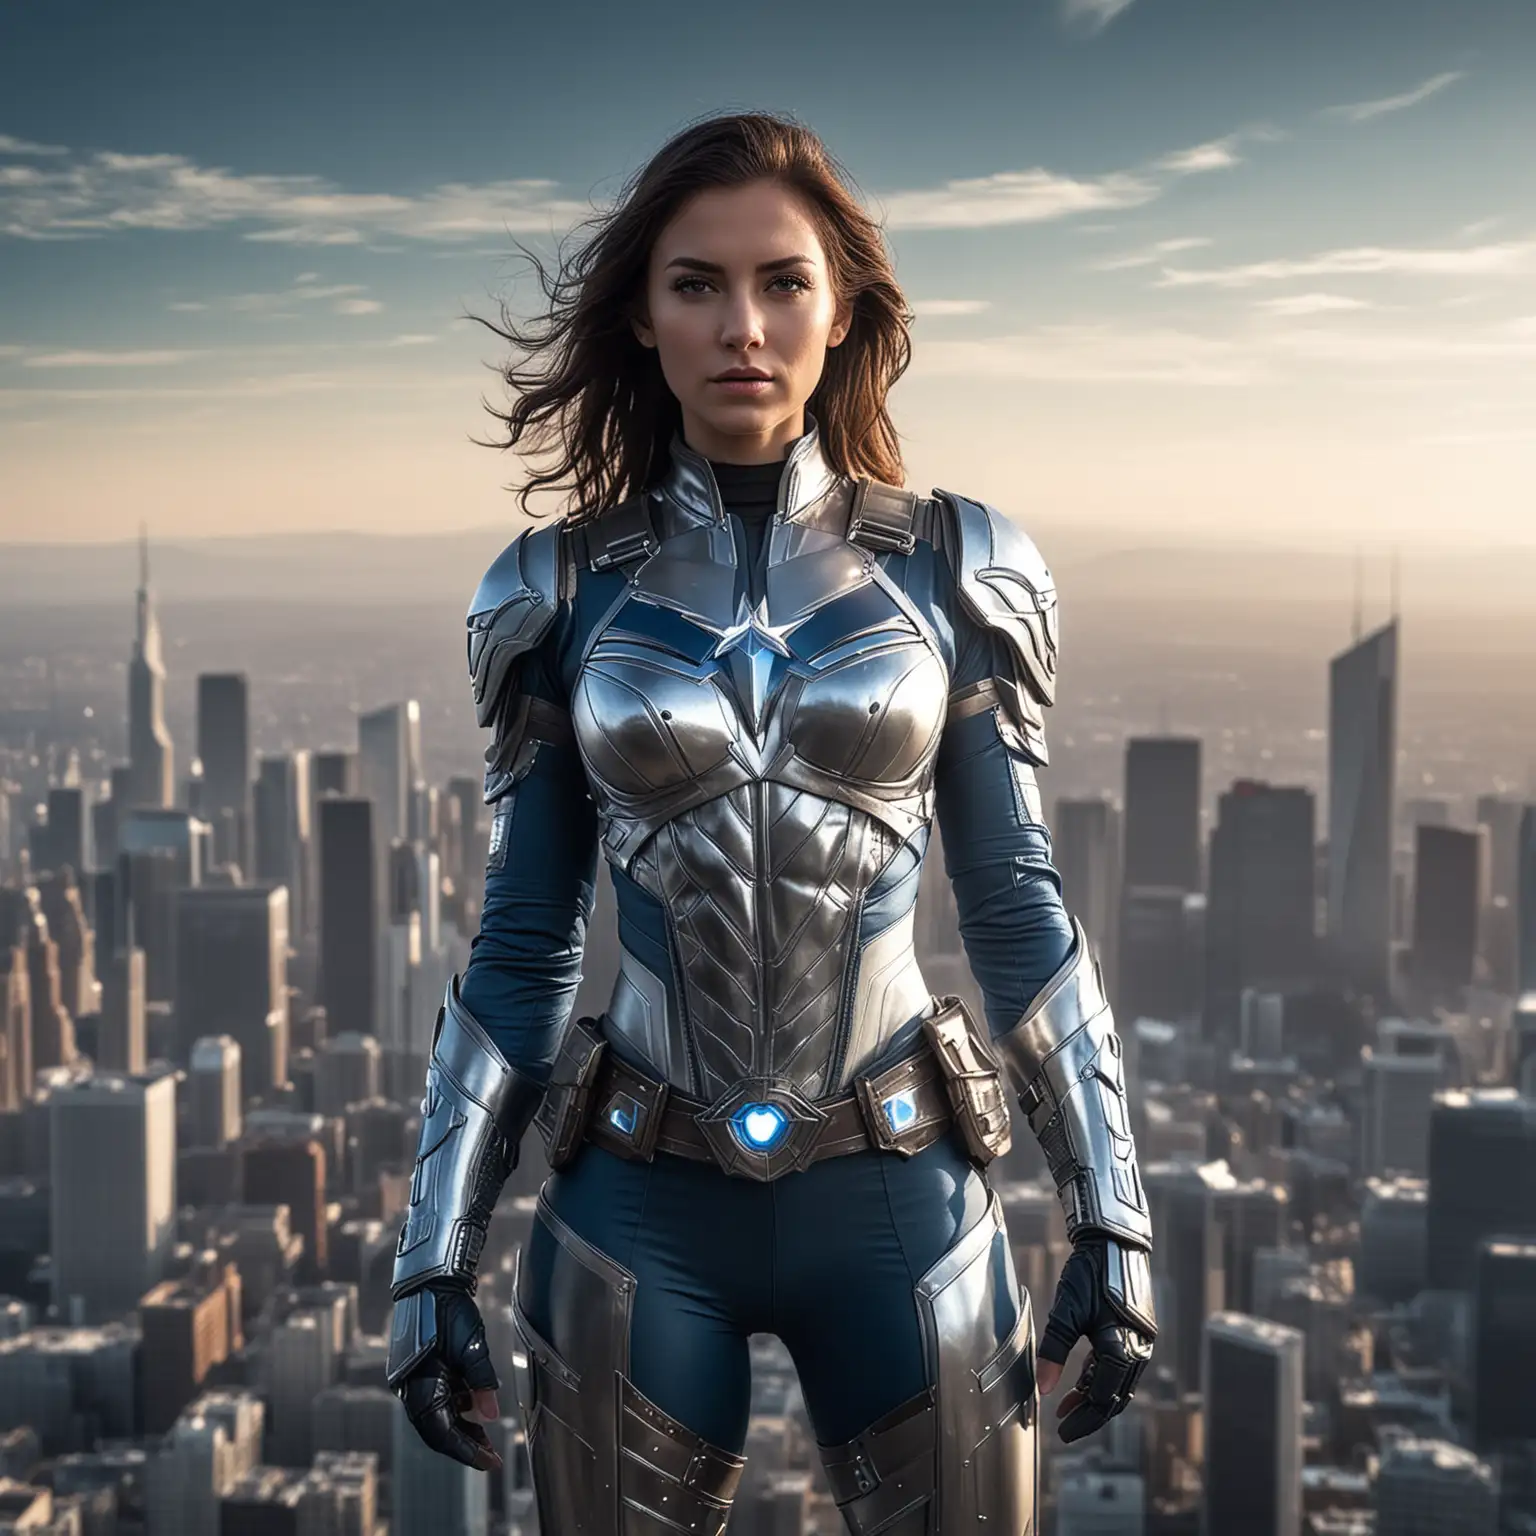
[2,0,1533,546]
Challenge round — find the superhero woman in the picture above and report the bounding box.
[386,110,1155,1534]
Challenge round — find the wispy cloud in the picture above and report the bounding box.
[1061,0,1135,36]
[910,299,991,316]
[1255,293,1374,316]
[1323,70,1465,124]
[1091,236,1212,271]
[1265,322,1536,365]
[0,138,590,244]
[0,369,470,408]
[167,278,384,317]
[879,168,1159,230]
[0,134,68,157]
[1157,238,1536,288]
[878,125,1248,232]
[1155,139,1240,175]
[915,323,1259,386]
[3,128,1255,246]
[23,349,200,369]
[387,333,438,346]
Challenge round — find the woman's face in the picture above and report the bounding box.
[632,178,852,464]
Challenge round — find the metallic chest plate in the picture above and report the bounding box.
[570,514,947,1099]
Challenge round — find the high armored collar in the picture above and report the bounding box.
[655,412,842,530]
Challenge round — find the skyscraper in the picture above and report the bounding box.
[1119,738,1202,1025]
[126,528,175,811]
[99,941,147,1075]
[1518,804,1536,995]
[1123,737,1202,892]
[0,931,31,1113]
[1472,1238,1536,1452]
[44,786,89,876]
[188,1036,243,1148]
[356,704,415,856]
[1426,1089,1536,1289]
[49,1070,177,1323]
[312,750,358,799]
[1146,1160,1232,1394]
[318,797,377,1040]
[1327,619,1398,999]
[174,886,289,1099]
[197,673,252,873]
[1362,1047,1443,1178]
[1202,1313,1303,1536]
[1053,795,1121,994]
[1376,1439,1498,1536]
[1411,824,1484,1003]
[254,752,312,940]
[392,1388,489,1536]
[1205,780,1315,1043]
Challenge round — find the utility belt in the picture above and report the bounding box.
[532,996,1013,1184]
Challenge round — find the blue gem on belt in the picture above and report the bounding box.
[728,1101,790,1153]
[882,1088,917,1133]
[607,1093,640,1137]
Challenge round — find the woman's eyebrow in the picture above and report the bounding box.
[664,254,816,273]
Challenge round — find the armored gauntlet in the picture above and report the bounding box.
[386,976,546,1469]
[992,917,1157,1441]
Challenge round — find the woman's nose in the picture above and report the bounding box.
[719,300,765,352]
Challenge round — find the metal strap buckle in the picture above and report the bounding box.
[848,478,918,555]
[589,505,658,571]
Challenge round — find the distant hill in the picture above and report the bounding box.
[3,521,1534,615]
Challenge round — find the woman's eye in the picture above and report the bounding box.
[670,274,812,295]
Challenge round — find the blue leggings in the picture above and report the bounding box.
[518,1132,997,1452]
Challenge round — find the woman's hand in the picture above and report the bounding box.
[392,1284,505,1473]
[1036,1237,1156,1443]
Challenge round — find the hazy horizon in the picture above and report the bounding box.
[3,0,1534,548]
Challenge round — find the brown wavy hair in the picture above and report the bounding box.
[466,110,915,524]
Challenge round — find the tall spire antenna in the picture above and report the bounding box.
[139,522,149,590]
[1353,546,1363,642]
[1389,545,1400,622]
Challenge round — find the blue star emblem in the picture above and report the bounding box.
[711,594,796,736]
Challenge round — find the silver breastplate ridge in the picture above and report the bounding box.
[570,434,946,1104]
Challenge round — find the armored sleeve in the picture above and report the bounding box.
[457,520,600,1082]
[933,491,1152,1255]
[389,522,597,1311]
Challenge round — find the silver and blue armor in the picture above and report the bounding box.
[386,976,544,1389]
[389,417,1154,1532]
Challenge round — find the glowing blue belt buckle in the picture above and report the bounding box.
[697,1078,828,1181]
[728,1101,791,1154]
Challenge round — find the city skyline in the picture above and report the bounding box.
[3,500,1536,1531]
[3,0,1536,546]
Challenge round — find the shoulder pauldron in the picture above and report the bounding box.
[466,521,568,801]
[934,488,1059,764]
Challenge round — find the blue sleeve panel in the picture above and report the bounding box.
[456,574,605,1085]
[457,733,600,1084]
[932,564,1076,1040]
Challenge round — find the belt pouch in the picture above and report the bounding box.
[921,996,1013,1166]
[591,1057,671,1162]
[855,1049,950,1156]
[533,1015,608,1170]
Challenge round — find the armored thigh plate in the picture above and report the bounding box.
[818,1190,1038,1534]
[509,1196,746,1535]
